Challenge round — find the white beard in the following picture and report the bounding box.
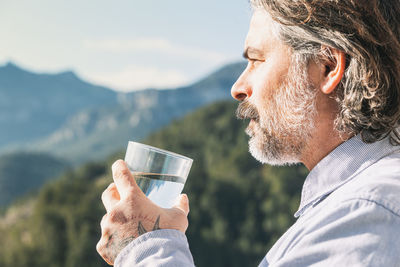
[237,59,317,166]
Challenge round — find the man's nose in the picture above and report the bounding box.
[231,71,252,101]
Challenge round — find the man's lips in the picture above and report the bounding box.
[245,119,256,137]
[249,119,259,128]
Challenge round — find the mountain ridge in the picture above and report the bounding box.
[1,61,246,164]
[0,62,118,147]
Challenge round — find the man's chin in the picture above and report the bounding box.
[248,134,300,166]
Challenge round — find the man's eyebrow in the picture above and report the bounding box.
[242,47,265,59]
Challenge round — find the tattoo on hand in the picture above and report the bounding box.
[153,215,161,230]
[137,215,161,236]
[102,215,162,263]
[137,221,147,235]
[104,233,135,263]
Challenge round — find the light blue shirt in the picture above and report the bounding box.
[115,135,400,266]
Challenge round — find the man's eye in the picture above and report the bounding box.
[250,59,263,65]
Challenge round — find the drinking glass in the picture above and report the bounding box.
[124,141,193,208]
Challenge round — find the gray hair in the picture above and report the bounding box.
[251,0,400,145]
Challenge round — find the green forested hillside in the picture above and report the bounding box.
[0,101,307,267]
[0,152,69,207]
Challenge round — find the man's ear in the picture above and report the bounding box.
[320,47,346,94]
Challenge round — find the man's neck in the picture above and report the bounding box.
[300,99,351,170]
[301,131,348,170]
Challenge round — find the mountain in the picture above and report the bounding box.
[0,151,69,207]
[0,62,118,147]
[0,101,307,267]
[0,61,246,206]
[10,62,247,164]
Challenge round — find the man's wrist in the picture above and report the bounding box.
[115,229,188,266]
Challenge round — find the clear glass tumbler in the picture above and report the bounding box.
[124,141,193,208]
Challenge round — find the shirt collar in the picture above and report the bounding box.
[295,134,400,218]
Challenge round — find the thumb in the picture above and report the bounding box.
[112,159,142,199]
[173,194,190,216]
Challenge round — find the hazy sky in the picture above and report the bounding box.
[0,0,251,91]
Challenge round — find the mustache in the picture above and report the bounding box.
[236,100,259,121]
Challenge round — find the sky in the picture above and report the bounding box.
[0,0,252,92]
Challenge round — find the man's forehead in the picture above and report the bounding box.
[245,10,279,52]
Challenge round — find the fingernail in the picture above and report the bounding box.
[112,159,124,172]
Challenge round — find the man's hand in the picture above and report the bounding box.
[96,160,190,265]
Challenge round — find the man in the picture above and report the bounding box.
[97,0,400,266]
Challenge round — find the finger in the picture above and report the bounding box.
[172,194,190,216]
[96,237,114,266]
[101,183,120,213]
[96,239,105,257]
[111,160,139,199]
[100,214,108,235]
